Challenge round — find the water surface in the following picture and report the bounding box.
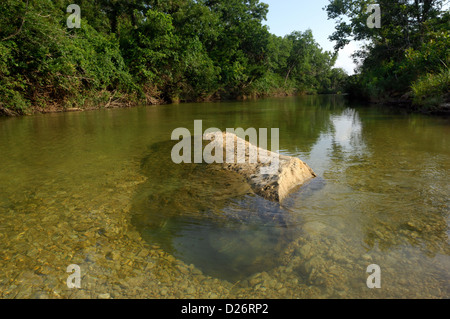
[0,95,448,298]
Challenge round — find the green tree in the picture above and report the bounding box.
[0,0,349,116]
[326,0,449,108]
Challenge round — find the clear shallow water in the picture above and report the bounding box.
[0,95,448,298]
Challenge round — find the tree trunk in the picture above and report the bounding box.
[284,65,294,87]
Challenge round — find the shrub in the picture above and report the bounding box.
[411,69,450,108]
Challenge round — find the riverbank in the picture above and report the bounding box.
[382,100,450,116]
[345,92,450,116]
[1,1,348,120]
[0,89,300,117]
[2,90,448,118]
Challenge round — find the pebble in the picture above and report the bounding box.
[177,265,190,275]
[298,244,312,259]
[249,277,262,286]
[33,292,49,299]
[279,288,288,295]
[1,160,447,300]
[186,287,196,295]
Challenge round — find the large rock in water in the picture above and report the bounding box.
[203,132,317,202]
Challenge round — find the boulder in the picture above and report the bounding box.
[203,132,316,202]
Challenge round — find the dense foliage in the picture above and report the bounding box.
[326,0,449,111]
[0,0,346,115]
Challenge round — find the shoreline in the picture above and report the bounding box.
[1,92,448,118]
[374,100,450,116]
[347,95,450,116]
[0,91,299,117]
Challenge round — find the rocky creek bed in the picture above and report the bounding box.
[0,155,448,299]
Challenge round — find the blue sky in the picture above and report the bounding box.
[261,0,360,74]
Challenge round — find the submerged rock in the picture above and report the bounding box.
[131,139,303,282]
[203,132,317,202]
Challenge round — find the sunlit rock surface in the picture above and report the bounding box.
[204,132,317,202]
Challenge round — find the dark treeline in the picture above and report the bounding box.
[0,0,347,116]
[326,0,449,112]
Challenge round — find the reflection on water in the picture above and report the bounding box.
[331,108,365,155]
[0,95,449,298]
[298,107,367,177]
